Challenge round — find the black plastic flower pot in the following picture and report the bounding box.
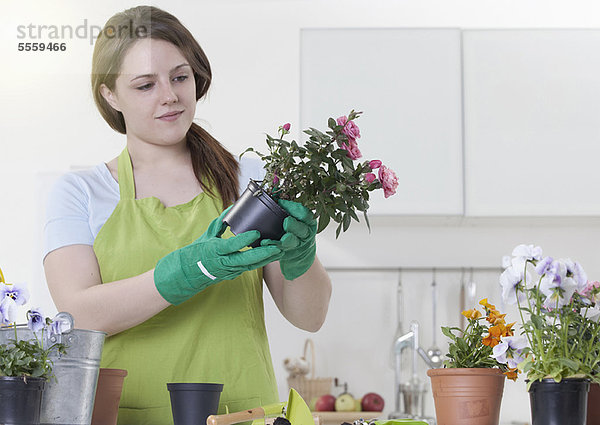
[529,378,589,425]
[167,382,223,425]
[223,179,289,248]
[0,376,45,425]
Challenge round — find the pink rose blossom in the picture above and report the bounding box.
[378,165,399,198]
[282,123,291,131]
[273,173,279,185]
[336,116,361,141]
[369,160,382,169]
[341,139,362,160]
[365,173,376,183]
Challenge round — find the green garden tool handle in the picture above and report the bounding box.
[207,402,286,425]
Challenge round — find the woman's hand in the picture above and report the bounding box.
[154,208,283,305]
[262,199,317,280]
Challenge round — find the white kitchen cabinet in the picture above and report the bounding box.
[300,28,464,215]
[463,29,600,216]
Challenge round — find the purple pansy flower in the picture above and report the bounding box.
[500,266,529,305]
[492,335,528,369]
[27,309,45,332]
[0,297,17,325]
[540,260,577,309]
[510,244,543,273]
[580,305,600,323]
[535,256,555,276]
[0,282,29,306]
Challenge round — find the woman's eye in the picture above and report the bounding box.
[173,75,188,83]
[136,83,154,91]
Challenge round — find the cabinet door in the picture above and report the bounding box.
[463,29,600,216]
[301,28,463,215]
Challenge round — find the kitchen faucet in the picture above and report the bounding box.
[389,320,441,422]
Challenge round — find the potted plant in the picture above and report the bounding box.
[427,298,523,425]
[223,110,399,245]
[0,267,67,425]
[499,244,600,425]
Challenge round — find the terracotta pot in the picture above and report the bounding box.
[588,383,600,425]
[427,368,505,425]
[222,179,289,247]
[91,368,128,425]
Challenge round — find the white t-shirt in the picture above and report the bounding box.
[43,157,265,259]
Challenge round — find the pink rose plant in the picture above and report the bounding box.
[241,110,399,237]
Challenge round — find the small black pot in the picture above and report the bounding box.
[223,180,289,248]
[167,382,223,425]
[529,378,590,425]
[0,376,45,424]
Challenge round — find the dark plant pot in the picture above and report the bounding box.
[529,378,589,425]
[167,383,223,425]
[0,376,45,425]
[91,368,128,425]
[223,180,289,248]
[587,383,600,425]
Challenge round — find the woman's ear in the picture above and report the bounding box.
[99,84,121,112]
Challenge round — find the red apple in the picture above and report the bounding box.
[361,392,384,412]
[314,394,336,412]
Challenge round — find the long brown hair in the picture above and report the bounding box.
[91,6,239,207]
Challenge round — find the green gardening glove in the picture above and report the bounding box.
[263,199,317,281]
[154,208,283,305]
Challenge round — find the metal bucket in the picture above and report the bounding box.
[0,324,106,425]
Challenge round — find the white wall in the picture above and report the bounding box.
[4,1,600,423]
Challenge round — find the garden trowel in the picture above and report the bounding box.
[206,389,315,425]
[284,388,315,425]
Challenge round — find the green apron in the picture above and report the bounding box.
[93,149,279,424]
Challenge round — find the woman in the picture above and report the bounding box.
[43,6,332,424]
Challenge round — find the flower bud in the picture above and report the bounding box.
[369,160,382,169]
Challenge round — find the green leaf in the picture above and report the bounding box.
[342,213,351,231]
[559,358,580,371]
[363,212,371,232]
[317,214,330,234]
[348,208,359,222]
[441,326,457,342]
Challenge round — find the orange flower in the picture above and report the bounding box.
[504,368,519,381]
[479,298,498,311]
[486,310,507,325]
[482,324,503,347]
[462,309,482,320]
[502,322,515,337]
[482,333,499,347]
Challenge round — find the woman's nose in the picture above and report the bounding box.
[160,82,178,104]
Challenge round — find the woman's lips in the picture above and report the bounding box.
[157,111,183,122]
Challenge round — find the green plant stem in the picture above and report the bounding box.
[516,282,536,360]
[570,305,589,357]
[546,303,559,358]
[562,304,570,358]
[524,263,546,364]
[583,321,600,370]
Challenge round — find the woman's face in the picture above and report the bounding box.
[101,38,197,147]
